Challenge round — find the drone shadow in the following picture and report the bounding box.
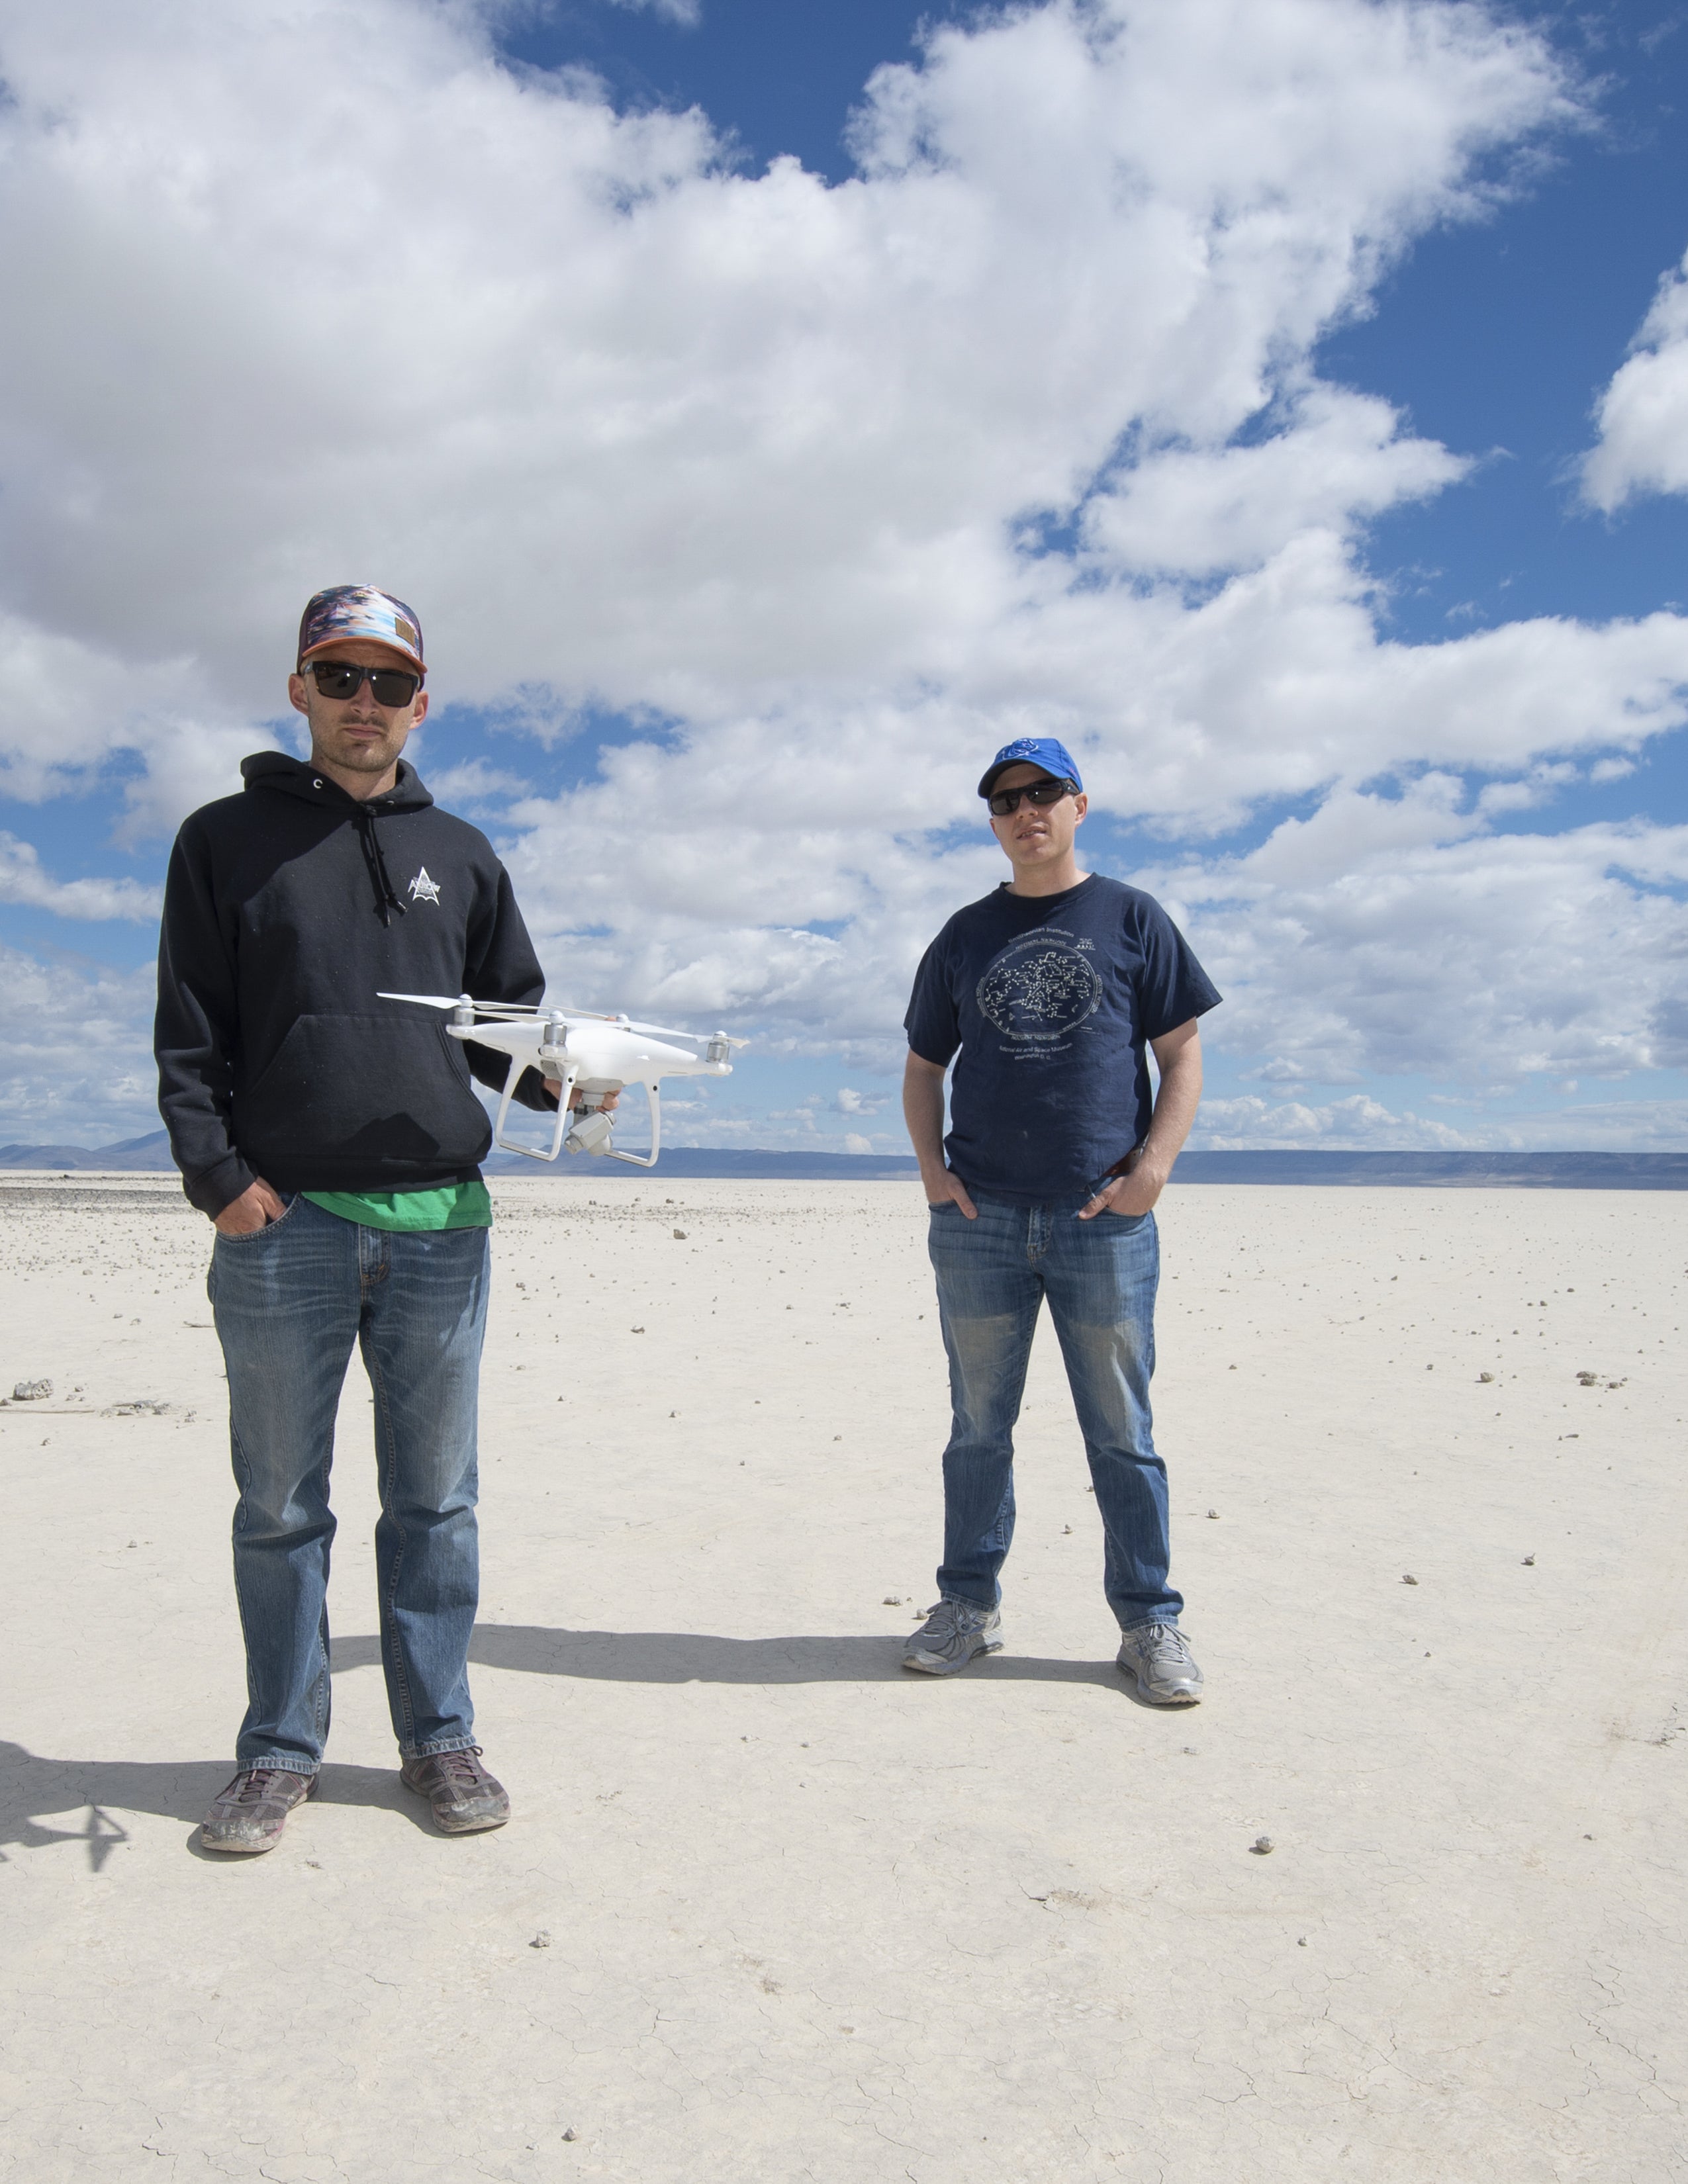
[332,1625,1121,1689]
[0,1741,436,1867]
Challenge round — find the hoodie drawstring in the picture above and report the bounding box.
[352,803,408,927]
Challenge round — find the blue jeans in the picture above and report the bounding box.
[208,1193,491,1775]
[927,1193,1181,1630]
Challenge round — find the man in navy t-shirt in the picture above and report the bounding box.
[901,737,1221,1701]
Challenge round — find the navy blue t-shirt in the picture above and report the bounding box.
[904,874,1221,1206]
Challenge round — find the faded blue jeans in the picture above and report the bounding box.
[927,1192,1182,1631]
[208,1193,491,1775]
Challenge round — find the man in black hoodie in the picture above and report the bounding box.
[157,584,585,1854]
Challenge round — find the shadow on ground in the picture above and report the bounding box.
[4,1637,1152,1863]
[332,1625,1123,1688]
[0,1742,432,1865]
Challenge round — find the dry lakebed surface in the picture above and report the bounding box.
[0,1173,1683,2183]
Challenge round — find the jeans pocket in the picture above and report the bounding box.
[214,1191,302,1246]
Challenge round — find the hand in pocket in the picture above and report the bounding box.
[214,1177,287,1236]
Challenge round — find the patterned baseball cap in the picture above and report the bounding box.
[977,736,1084,798]
[297,585,424,673]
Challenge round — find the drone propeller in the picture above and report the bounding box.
[616,1018,726,1043]
[377,991,545,1019]
[379,991,741,1046]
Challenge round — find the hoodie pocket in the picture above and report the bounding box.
[236,1013,491,1174]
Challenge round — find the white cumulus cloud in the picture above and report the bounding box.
[1583,247,1688,510]
[0,946,159,1140]
[0,0,1592,812]
[1140,777,1688,1091]
[0,0,1682,1146]
[0,835,160,921]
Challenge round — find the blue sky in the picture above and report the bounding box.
[3,0,1688,1152]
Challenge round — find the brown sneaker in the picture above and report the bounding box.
[199,1766,316,1854]
[399,1746,510,1835]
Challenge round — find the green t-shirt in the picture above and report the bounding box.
[301,1181,492,1231]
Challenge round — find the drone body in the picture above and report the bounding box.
[378,992,735,1166]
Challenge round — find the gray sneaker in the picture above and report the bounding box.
[199,1766,316,1854]
[901,1598,1003,1676]
[400,1746,510,1834]
[1117,1621,1203,1705]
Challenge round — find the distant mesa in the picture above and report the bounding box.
[0,1134,1684,1189]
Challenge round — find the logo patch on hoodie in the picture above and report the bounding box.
[408,867,442,905]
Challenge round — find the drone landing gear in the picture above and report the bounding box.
[609,1083,661,1169]
[492,1057,575,1161]
[491,1060,664,1168]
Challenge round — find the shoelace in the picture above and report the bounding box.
[430,1746,487,1786]
[228,1768,293,1804]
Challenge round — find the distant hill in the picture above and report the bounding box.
[1,1136,1685,1189]
[492,1148,1688,1187]
[483,1146,924,1180]
[1172,1150,1688,1189]
[0,1130,177,1172]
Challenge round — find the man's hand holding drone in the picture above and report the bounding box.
[543,1081,621,1115]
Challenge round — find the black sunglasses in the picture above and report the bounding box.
[305,660,423,707]
[988,776,1076,816]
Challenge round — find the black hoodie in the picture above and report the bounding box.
[155,751,551,1216]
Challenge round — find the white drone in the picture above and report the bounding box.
[379,992,737,1167]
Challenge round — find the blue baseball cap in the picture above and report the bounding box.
[977,737,1084,799]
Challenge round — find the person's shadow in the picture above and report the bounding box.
[336,1623,1123,1689]
[2,1631,1131,1864]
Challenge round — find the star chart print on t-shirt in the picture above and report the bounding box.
[975,929,1103,1056]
